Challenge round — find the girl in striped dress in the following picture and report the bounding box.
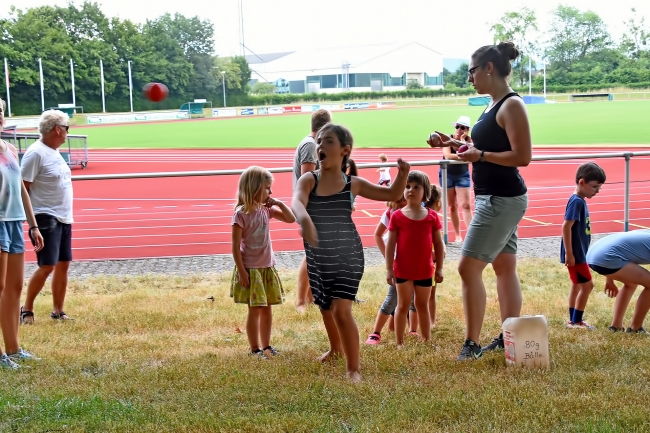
[292,123,410,382]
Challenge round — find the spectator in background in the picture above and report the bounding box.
[292,109,332,313]
[20,110,75,324]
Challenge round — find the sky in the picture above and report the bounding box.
[4,0,649,61]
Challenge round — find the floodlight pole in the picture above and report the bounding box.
[3,58,11,117]
[222,71,226,107]
[39,58,45,112]
[100,59,106,113]
[70,58,76,106]
[528,57,532,96]
[543,61,547,99]
[128,61,134,112]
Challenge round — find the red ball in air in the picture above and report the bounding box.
[143,82,169,103]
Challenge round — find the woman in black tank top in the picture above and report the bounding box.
[428,42,532,361]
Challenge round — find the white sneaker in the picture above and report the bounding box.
[0,354,21,370]
[8,348,41,362]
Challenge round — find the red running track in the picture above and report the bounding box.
[23,147,650,262]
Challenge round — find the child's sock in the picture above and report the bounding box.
[569,307,575,322]
[572,309,584,324]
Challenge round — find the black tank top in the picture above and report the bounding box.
[470,92,527,197]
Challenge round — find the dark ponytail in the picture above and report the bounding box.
[346,159,358,176]
[472,41,520,78]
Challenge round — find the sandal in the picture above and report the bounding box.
[20,307,34,325]
[51,311,74,321]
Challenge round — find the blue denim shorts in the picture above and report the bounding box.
[439,170,471,189]
[0,220,25,254]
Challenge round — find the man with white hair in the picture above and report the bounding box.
[20,110,74,324]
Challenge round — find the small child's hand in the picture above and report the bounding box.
[238,269,250,288]
[435,268,444,284]
[604,278,619,298]
[265,198,281,208]
[396,158,410,175]
[565,254,575,267]
[386,269,396,286]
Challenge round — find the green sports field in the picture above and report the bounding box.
[77,100,650,149]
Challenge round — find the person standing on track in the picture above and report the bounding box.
[439,116,474,242]
[292,109,332,313]
[0,97,44,369]
[428,41,532,361]
[20,110,75,324]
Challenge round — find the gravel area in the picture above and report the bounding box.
[24,234,612,279]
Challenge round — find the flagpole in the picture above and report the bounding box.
[39,58,45,112]
[528,57,532,96]
[543,61,547,99]
[3,58,11,117]
[100,59,106,113]
[70,58,76,107]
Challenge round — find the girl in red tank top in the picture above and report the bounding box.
[385,171,445,347]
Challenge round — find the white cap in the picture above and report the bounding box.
[452,115,472,129]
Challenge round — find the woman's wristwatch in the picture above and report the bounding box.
[479,150,485,162]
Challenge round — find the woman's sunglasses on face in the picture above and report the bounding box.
[455,125,468,131]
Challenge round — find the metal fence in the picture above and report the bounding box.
[71,151,650,244]
[1,131,89,168]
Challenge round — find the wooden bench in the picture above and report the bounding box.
[570,93,613,102]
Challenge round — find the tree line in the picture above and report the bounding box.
[0,2,251,116]
[444,6,649,91]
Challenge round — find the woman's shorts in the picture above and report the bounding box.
[588,263,622,276]
[0,220,25,254]
[230,266,285,307]
[461,194,528,263]
[439,170,470,189]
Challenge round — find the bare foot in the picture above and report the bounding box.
[296,303,308,314]
[318,349,342,363]
[346,371,362,383]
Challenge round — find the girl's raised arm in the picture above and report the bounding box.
[291,172,319,247]
[352,158,410,203]
[268,199,296,223]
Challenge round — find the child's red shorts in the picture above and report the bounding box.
[567,263,592,284]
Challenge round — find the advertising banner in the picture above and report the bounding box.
[344,102,369,110]
[86,111,188,124]
[257,107,268,115]
[268,107,284,114]
[239,108,255,116]
[318,104,344,112]
[283,106,301,113]
[300,105,314,113]
[212,109,238,117]
[3,117,41,129]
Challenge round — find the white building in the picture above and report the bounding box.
[245,42,444,94]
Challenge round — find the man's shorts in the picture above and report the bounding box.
[567,263,592,284]
[30,214,72,266]
[0,220,25,254]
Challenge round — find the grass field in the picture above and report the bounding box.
[2,260,650,432]
[76,100,650,149]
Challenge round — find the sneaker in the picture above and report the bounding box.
[572,321,595,330]
[482,334,504,353]
[0,354,21,370]
[249,349,268,359]
[8,348,41,362]
[625,327,650,335]
[457,339,483,361]
[262,346,280,356]
[365,333,381,345]
[608,326,625,332]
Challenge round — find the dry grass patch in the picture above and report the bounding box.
[2,259,650,432]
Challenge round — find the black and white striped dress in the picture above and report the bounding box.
[305,171,365,310]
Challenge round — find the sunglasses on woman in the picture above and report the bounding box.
[455,125,468,131]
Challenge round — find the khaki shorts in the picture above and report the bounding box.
[461,194,528,263]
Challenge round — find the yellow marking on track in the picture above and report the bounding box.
[361,210,378,217]
[522,217,552,226]
[614,220,650,229]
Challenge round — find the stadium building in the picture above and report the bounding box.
[246,42,444,94]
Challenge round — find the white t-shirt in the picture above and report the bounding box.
[20,141,74,224]
[379,167,391,182]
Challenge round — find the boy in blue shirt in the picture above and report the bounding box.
[560,162,606,329]
[587,231,650,334]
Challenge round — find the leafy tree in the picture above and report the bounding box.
[490,7,538,87]
[251,82,276,94]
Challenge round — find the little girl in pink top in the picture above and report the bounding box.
[231,166,295,359]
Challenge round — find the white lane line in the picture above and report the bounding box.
[193,204,213,207]
[118,207,141,210]
[155,206,177,209]
[82,208,104,211]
